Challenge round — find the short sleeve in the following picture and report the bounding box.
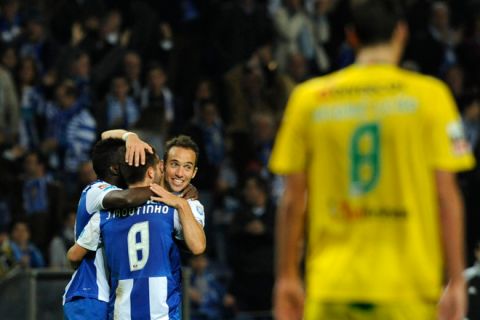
[426,82,475,171]
[269,85,310,174]
[173,200,205,240]
[85,182,122,214]
[77,213,101,251]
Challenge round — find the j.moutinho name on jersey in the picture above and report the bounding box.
[106,201,170,220]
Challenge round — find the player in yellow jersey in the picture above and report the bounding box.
[269,1,475,320]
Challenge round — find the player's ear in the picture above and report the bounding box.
[147,167,154,179]
[110,164,120,176]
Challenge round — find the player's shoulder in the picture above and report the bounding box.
[85,180,118,193]
[395,67,449,92]
[187,199,205,216]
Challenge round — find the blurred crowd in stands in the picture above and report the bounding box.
[0,0,479,318]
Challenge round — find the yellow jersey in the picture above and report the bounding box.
[269,64,475,303]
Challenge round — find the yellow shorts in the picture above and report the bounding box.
[304,300,437,320]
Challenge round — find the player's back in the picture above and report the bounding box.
[270,64,474,302]
[101,200,180,320]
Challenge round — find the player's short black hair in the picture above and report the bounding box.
[349,0,404,46]
[163,135,199,166]
[119,147,159,185]
[91,138,125,180]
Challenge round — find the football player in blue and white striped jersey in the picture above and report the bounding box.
[68,146,206,319]
[63,137,154,320]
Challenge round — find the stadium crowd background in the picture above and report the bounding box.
[0,0,479,318]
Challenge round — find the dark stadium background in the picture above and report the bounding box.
[0,0,479,319]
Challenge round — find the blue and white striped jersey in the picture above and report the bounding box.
[78,199,205,320]
[63,180,121,305]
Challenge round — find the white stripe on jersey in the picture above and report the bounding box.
[149,277,169,320]
[62,270,78,305]
[115,279,133,320]
[95,247,109,302]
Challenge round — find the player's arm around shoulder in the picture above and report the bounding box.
[102,186,153,209]
[150,183,206,255]
[67,244,89,269]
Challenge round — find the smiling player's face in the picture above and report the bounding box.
[163,146,197,193]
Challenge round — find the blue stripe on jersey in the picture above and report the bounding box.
[131,278,150,319]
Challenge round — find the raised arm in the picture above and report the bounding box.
[101,129,153,166]
[150,184,206,255]
[274,173,307,320]
[436,170,467,320]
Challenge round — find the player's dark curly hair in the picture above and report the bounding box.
[91,138,125,180]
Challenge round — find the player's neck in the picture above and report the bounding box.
[355,44,399,66]
[129,179,152,188]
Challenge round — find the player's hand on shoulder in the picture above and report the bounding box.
[150,183,181,208]
[125,133,153,167]
[181,183,198,200]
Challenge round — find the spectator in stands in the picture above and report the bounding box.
[0,44,17,74]
[9,221,45,268]
[16,151,64,255]
[442,63,465,102]
[16,56,45,150]
[224,43,291,131]
[308,0,333,73]
[0,225,13,277]
[123,51,143,104]
[105,75,140,130]
[49,209,75,269]
[213,0,274,71]
[272,0,315,71]
[249,112,277,178]
[458,14,480,89]
[184,99,225,192]
[285,52,309,88]
[0,0,22,44]
[0,61,19,145]
[18,13,58,75]
[141,63,176,132]
[42,81,96,184]
[189,254,226,320]
[191,78,217,124]
[144,22,175,70]
[408,1,461,76]
[465,241,480,320]
[462,94,480,151]
[226,174,276,317]
[68,51,92,108]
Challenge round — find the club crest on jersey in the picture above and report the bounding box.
[447,120,471,156]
